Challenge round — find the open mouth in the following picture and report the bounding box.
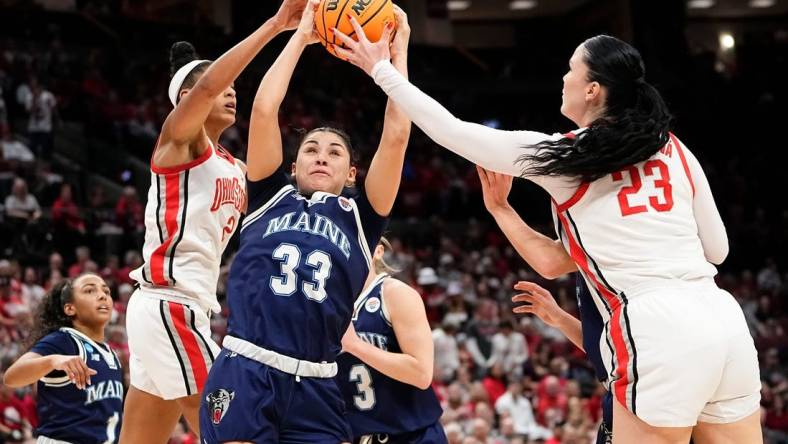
[97,305,111,313]
[224,103,236,112]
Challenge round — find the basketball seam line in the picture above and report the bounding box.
[346,0,390,41]
[332,0,353,46]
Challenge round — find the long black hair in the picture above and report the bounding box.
[170,41,211,103]
[27,275,96,348]
[519,35,672,182]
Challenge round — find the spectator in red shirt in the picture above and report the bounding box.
[67,246,91,278]
[52,183,85,260]
[115,185,145,251]
[536,375,569,427]
[482,363,507,407]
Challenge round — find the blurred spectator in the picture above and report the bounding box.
[489,320,528,379]
[4,177,41,223]
[18,78,57,160]
[433,321,460,382]
[495,380,551,440]
[52,183,86,258]
[1,129,34,164]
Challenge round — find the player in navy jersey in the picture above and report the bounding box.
[337,238,446,444]
[478,167,612,443]
[198,2,410,443]
[3,274,123,444]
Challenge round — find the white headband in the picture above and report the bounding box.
[168,59,209,107]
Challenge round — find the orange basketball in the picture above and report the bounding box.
[315,0,395,58]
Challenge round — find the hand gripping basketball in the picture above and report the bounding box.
[333,15,395,74]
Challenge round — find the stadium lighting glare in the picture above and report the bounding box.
[687,0,714,8]
[509,1,538,10]
[447,0,471,11]
[719,33,735,50]
[749,0,775,8]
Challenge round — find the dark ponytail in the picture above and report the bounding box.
[27,279,76,348]
[519,35,672,183]
[169,41,211,91]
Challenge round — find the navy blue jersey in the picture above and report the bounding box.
[576,274,607,382]
[31,328,123,444]
[336,275,443,437]
[227,171,387,362]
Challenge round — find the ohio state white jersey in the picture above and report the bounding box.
[551,133,720,320]
[130,141,246,313]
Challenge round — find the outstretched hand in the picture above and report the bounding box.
[511,281,567,328]
[275,0,309,31]
[332,15,396,75]
[296,0,321,44]
[477,166,514,213]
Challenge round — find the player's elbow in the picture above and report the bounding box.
[706,244,729,265]
[251,101,279,120]
[536,261,571,280]
[414,369,432,390]
[3,371,23,388]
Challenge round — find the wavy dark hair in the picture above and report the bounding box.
[519,35,672,182]
[170,41,212,104]
[27,274,98,348]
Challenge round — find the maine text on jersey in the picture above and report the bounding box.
[356,332,388,351]
[263,211,352,259]
[85,380,124,405]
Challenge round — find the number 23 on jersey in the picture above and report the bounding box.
[612,159,674,217]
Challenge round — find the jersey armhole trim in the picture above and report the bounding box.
[240,184,295,232]
[553,182,590,213]
[150,137,214,175]
[670,132,695,197]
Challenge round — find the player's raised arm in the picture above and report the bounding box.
[333,18,556,180]
[359,6,410,216]
[159,0,305,158]
[478,167,577,279]
[247,0,320,181]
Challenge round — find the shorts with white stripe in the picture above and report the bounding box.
[126,288,220,400]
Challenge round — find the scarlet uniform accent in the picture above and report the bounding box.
[672,133,695,197]
[168,302,209,390]
[131,140,246,313]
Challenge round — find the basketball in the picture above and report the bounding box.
[315,0,395,58]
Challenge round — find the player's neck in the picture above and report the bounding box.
[72,321,105,343]
[205,124,223,149]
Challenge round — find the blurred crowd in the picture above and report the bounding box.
[1,3,787,444]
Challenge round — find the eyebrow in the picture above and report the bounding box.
[303,140,347,150]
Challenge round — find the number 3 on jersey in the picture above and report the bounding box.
[270,243,332,302]
[349,364,376,410]
[612,159,674,217]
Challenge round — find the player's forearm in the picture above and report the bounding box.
[554,312,584,351]
[345,340,432,390]
[3,354,56,388]
[371,61,554,177]
[194,18,284,100]
[364,55,411,215]
[489,205,576,278]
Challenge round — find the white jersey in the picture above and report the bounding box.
[130,141,246,313]
[549,133,720,320]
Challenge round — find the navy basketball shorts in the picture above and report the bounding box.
[199,349,351,443]
[357,422,448,444]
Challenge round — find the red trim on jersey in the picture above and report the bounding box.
[553,183,590,213]
[167,302,209,391]
[150,174,181,285]
[554,208,630,408]
[670,133,695,197]
[151,144,213,175]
